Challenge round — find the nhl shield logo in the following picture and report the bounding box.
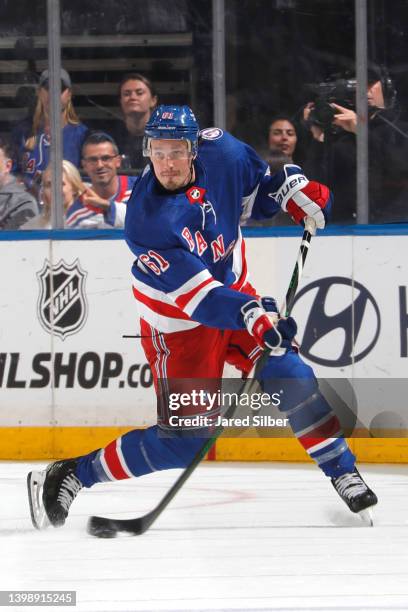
[37,259,88,340]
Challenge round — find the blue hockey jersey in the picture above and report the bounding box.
[17,122,88,190]
[66,175,137,228]
[125,129,283,333]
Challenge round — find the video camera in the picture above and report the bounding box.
[305,78,357,131]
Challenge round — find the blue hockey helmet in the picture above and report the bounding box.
[143,105,200,157]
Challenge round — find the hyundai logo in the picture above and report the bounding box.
[292,276,380,367]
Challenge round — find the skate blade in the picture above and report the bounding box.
[27,471,51,530]
[358,507,374,526]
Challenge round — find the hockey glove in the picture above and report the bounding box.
[241,297,297,351]
[270,164,332,229]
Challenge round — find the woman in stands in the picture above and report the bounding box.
[110,72,158,172]
[22,160,85,229]
[15,69,88,199]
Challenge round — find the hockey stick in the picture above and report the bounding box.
[87,219,316,538]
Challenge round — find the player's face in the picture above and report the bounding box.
[268,120,297,157]
[150,140,193,191]
[81,142,121,188]
[367,80,385,109]
[120,79,158,116]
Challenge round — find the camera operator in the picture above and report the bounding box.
[303,67,408,223]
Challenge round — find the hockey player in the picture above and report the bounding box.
[28,105,377,530]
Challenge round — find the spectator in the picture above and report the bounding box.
[22,160,85,229]
[110,73,158,172]
[0,136,38,229]
[268,115,298,162]
[14,68,88,198]
[244,119,299,227]
[65,132,137,228]
[303,66,408,223]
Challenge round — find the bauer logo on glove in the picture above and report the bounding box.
[269,164,332,229]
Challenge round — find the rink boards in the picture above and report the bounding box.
[0,227,407,462]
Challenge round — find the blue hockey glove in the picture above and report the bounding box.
[241,297,297,350]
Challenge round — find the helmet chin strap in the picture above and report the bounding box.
[186,156,196,185]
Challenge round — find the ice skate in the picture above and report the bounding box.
[331,467,378,525]
[27,459,83,529]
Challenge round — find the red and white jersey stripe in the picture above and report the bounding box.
[133,270,221,332]
[133,246,250,333]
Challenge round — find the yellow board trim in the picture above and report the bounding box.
[0,427,407,463]
[0,427,135,460]
[216,437,408,463]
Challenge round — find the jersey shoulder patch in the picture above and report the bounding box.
[200,127,224,140]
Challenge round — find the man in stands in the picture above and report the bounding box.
[65,132,136,228]
[0,136,38,229]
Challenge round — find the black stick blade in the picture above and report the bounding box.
[87,516,119,538]
[87,514,152,538]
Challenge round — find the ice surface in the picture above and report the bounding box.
[1,461,408,611]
